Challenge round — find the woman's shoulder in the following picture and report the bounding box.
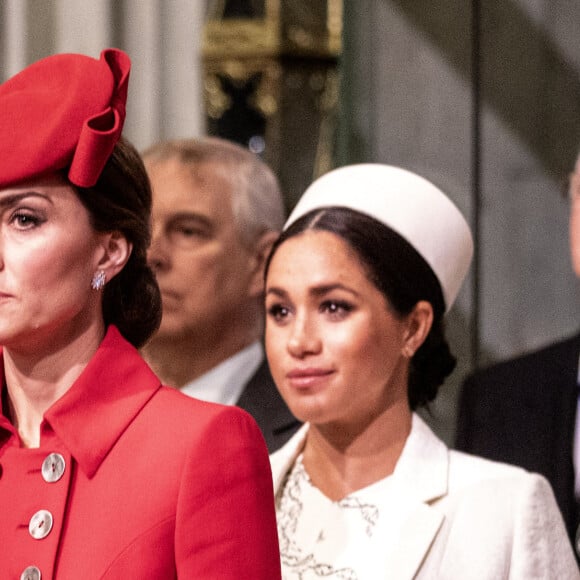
[446,447,554,502]
[449,447,528,476]
[145,386,265,442]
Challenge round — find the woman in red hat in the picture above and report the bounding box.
[265,164,578,578]
[0,49,281,579]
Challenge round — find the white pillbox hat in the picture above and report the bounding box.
[285,164,473,311]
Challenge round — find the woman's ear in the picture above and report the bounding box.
[402,300,434,358]
[96,231,133,282]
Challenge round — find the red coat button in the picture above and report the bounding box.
[29,510,53,540]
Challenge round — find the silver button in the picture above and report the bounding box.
[29,510,53,540]
[41,453,65,483]
[21,566,41,580]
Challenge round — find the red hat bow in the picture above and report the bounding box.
[0,48,131,188]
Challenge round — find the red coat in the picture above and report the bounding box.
[0,326,281,579]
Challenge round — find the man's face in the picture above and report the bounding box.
[146,158,258,346]
[569,160,580,277]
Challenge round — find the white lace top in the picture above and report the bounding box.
[276,454,403,579]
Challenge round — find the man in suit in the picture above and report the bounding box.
[141,137,300,452]
[456,156,580,554]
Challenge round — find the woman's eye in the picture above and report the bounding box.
[321,300,353,318]
[11,212,41,229]
[267,304,290,322]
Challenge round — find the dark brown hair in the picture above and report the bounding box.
[75,137,161,348]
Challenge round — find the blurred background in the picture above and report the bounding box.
[2,0,579,443]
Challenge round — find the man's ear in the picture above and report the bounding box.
[248,230,279,298]
[96,231,133,283]
[402,300,434,359]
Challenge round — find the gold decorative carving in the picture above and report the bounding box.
[203,0,341,59]
[202,0,342,203]
[204,58,281,119]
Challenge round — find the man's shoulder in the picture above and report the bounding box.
[464,332,580,388]
[237,360,301,452]
[237,359,277,401]
[238,359,295,421]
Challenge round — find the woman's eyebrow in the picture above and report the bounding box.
[265,283,359,299]
[265,286,287,299]
[309,283,359,298]
[0,191,52,208]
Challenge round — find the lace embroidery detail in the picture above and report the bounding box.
[277,456,381,579]
[338,496,379,538]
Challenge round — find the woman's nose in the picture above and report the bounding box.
[287,313,321,358]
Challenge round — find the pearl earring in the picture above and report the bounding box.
[91,270,106,291]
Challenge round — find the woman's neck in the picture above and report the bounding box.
[3,321,105,448]
[302,402,413,502]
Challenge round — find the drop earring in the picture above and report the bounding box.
[91,270,106,291]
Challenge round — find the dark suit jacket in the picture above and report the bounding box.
[455,333,580,544]
[236,360,301,453]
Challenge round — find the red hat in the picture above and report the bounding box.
[0,48,130,188]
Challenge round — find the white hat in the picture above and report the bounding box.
[285,164,473,311]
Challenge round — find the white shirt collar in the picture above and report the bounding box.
[180,341,264,405]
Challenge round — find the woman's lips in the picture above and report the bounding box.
[286,368,334,389]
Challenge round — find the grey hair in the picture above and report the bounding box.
[142,137,285,247]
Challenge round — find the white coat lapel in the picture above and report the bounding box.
[270,423,309,494]
[385,501,444,579]
[384,415,450,579]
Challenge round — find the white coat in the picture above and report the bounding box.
[270,414,579,579]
